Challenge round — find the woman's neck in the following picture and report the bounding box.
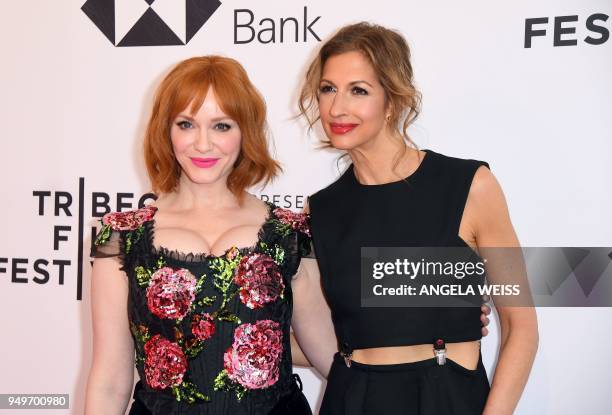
[156,175,242,212]
[348,134,421,185]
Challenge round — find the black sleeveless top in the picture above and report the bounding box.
[308,149,490,352]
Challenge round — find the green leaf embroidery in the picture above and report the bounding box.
[134,266,151,287]
[171,380,210,403]
[94,224,112,246]
[134,255,166,288]
[210,252,242,311]
[259,241,285,266]
[216,314,241,324]
[125,232,134,254]
[273,245,285,265]
[272,219,292,237]
[197,296,217,307]
[185,339,207,358]
[125,226,145,254]
[213,370,247,401]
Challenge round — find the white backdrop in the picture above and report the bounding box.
[1,0,611,414]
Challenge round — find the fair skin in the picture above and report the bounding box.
[85,254,134,415]
[315,51,538,414]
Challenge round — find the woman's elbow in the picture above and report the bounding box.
[501,309,539,351]
[87,359,134,405]
[85,366,133,415]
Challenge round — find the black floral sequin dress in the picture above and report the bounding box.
[93,202,312,415]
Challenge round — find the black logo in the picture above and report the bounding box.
[82,0,221,47]
[0,178,155,301]
[524,13,609,48]
[233,7,321,44]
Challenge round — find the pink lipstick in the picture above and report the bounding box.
[330,123,358,135]
[191,157,219,168]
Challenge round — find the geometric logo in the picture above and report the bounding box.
[81,0,222,47]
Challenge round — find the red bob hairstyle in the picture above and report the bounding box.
[143,56,280,200]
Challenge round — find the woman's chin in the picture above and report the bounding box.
[181,171,228,186]
[328,136,361,151]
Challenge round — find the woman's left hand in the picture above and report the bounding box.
[481,303,492,336]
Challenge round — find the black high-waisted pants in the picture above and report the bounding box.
[319,351,490,415]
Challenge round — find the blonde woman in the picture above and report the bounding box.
[299,22,538,415]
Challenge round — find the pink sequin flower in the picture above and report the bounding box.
[102,205,157,231]
[144,334,187,390]
[146,267,197,320]
[223,320,283,389]
[191,313,216,341]
[234,253,284,309]
[273,208,311,237]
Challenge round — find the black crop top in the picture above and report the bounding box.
[308,149,490,352]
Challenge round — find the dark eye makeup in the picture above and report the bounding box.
[317,84,369,95]
[176,120,193,129]
[214,122,231,131]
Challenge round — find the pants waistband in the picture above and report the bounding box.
[333,349,483,373]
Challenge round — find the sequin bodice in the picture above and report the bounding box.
[93,202,312,415]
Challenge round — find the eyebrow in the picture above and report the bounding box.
[176,113,195,121]
[320,78,374,88]
[175,113,232,122]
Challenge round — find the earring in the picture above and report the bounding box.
[385,114,391,122]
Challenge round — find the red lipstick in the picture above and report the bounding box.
[191,157,219,168]
[330,123,358,134]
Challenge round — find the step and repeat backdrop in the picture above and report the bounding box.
[1,0,611,414]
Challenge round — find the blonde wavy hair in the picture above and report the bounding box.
[298,22,423,165]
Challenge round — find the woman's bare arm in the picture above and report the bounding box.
[290,330,312,367]
[291,258,338,378]
[84,256,136,415]
[468,166,539,415]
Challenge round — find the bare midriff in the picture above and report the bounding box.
[351,340,481,370]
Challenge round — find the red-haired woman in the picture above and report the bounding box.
[299,22,538,414]
[84,56,323,415]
